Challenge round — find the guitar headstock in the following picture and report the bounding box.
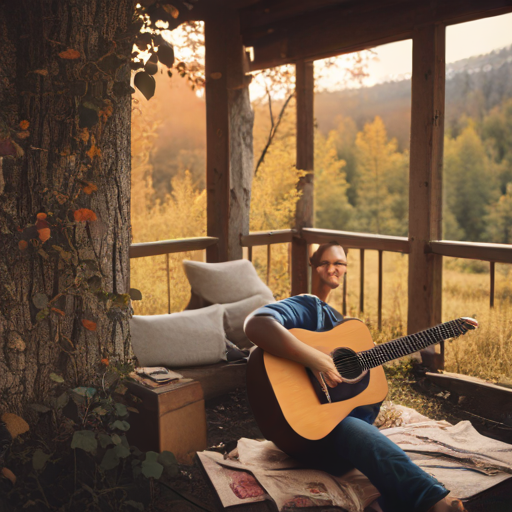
[459,317,478,332]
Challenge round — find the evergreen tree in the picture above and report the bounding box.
[485,183,512,244]
[444,124,497,241]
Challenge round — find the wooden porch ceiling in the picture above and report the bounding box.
[190,0,512,70]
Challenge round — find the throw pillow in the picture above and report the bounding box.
[182,259,274,305]
[223,293,276,349]
[130,304,228,368]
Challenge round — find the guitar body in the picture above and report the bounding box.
[246,320,388,453]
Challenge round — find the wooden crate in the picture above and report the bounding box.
[127,379,208,464]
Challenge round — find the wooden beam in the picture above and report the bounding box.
[205,13,254,262]
[429,240,512,264]
[240,229,297,246]
[244,0,512,71]
[291,60,314,296]
[408,23,445,370]
[205,16,231,262]
[129,237,219,259]
[302,228,410,253]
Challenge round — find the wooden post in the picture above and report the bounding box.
[291,60,314,295]
[408,24,445,370]
[205,13,253,262]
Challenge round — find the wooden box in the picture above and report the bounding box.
[126,379,208,464]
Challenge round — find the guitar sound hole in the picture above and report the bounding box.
[332,347,363,380]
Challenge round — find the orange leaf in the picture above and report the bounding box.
[81,181,98,195]
[19,120,30,130]
[51,307,65,317]
[18,240,28,250]
[55,192,68,205]
[1,467,16,485]
[38,227,51,243]
[82,319,97,331]
[73,208,97,222]
[79,127,90,142]
[17,131,30,139]
[36,212,47,220]
[59,49,81,60]
[86,144,101,160]
[101,358,109,366]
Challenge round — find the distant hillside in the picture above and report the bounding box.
[315,45,512,150]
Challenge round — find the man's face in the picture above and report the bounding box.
[315,246,347,289]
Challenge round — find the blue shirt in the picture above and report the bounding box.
[254,294,381,425]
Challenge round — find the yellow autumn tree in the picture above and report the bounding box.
[353,116,408,235]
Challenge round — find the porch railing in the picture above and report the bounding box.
[129,237,219,314]
[129,232,512,320]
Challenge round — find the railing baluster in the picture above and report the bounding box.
[266,244,271,285]
[166,253,171,314]
[490,261,495,308]
[342,248,348,316]
[248,246,253,262]
[378,250,383,330]
[359,249,365,314]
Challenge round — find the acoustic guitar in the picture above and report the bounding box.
[246,317,478,454]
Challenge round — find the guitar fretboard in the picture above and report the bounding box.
[356,319,469,370]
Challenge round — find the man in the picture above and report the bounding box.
[244,241,465,512]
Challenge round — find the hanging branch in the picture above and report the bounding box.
[254,90,295,176]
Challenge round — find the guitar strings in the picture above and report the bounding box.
[331,318,471,375]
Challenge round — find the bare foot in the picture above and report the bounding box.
[428,497,466,512]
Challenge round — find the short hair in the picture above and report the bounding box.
[309,241,344,268]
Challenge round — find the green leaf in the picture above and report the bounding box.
[93,406,108,416]
[156,42,174,68]
[50,373,64,383]
[33,292,48,309]
[72,387,96,398]
[157,451,178,467]
[111,433,122,445]
[114,443,130,458]
[158,450,179,477]
[29,403,51,414]
[100,448,120,471]
[129,288,143,300]
[114,402,127,417]
[32,449,51,471]
[111,420,130,431]
[98,434,113,448]
[71,430,97,453]
[36,308,50,321]
[56,391,69,409]
[134,71,155,100]
[141,451,163,479]
[125,500,144,511]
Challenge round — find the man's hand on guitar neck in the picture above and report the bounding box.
[244,314,342,389]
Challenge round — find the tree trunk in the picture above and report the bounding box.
[0,0,135,412]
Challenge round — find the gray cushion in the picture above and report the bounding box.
[224,294,276,349]
[182,259,275,305]
[129,305,228,368]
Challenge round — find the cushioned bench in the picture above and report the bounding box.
[130,259,275,401]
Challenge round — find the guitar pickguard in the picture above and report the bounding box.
[306,367,370,404]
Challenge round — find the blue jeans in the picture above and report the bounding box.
[294,416,449,512]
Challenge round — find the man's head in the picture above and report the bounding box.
[310,241,347,290]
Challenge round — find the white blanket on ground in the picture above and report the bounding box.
[198,405,512,511]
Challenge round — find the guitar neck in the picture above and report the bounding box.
[356,319,469,370]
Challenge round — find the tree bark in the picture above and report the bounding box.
[0,0,135,412]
